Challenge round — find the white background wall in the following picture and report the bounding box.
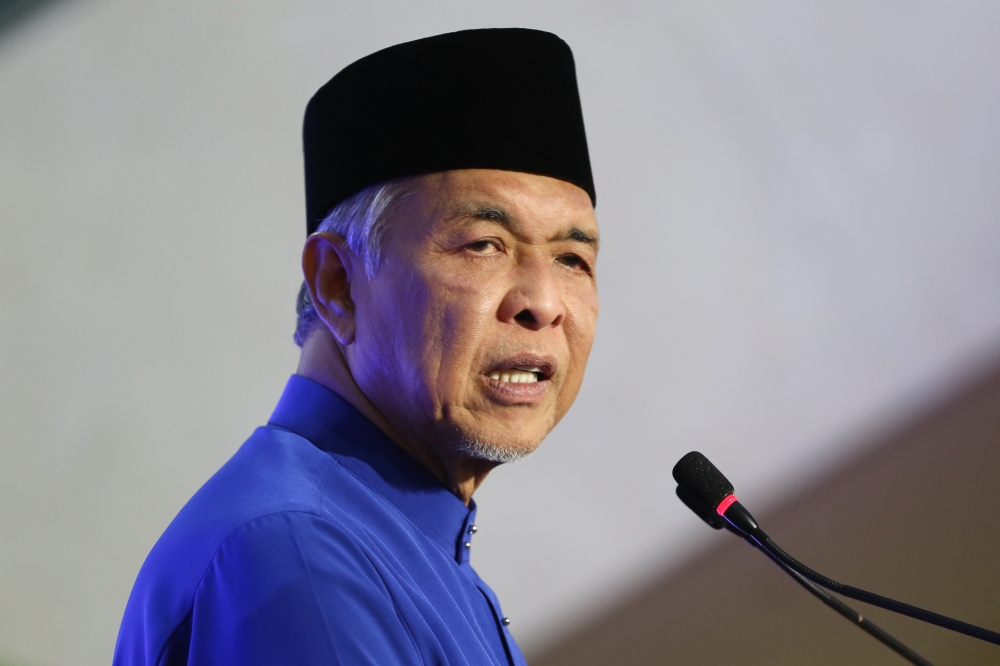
[2,2,1000,664]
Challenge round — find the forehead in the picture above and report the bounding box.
[402,169,598,239]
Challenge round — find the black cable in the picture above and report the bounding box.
[755,540,935,666]
[762,536,1000,647]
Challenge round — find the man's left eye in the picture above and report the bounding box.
[467,240,500,253]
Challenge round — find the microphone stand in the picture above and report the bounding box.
[678,485,936,663]
[722,496,1000,645]
[748,535,935,666]
[720,498,1000,646]
[672,451,1000,659]
[759,533,1000,647]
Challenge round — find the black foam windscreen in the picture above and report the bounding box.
[675,485,726,530]
[672,451,735,510]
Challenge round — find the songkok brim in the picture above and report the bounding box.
[302,27,595,235]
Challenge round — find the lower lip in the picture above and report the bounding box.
[483,376,549,403]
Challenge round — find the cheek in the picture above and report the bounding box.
[368,258,499,405]
[426,280,498,388]
[565,288,600,357]
[556,289,599,405]
[354,273,436,391]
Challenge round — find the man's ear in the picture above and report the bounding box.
[302,232,359,346]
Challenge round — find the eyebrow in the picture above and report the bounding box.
[453,203,599,249]
[455,204,519,232]
[558,226,600,249]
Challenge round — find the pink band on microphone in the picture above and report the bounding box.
[716,494,738,516]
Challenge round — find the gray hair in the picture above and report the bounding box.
[294,179,415,346]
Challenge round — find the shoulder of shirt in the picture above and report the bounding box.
[116,425,386,665]
[140,424,376,575]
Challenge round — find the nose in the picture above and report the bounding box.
[498,256,566,331]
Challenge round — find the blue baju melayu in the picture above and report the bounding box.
[114,374,526,665]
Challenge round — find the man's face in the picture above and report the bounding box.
[345,169,600,463]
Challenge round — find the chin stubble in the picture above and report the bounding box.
[452,435,539,464]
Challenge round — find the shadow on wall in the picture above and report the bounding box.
[0,0,63,39]
[531,349,1000,666]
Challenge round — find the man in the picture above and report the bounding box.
[114,28,599,665]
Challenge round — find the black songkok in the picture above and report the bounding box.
[302,28,595,235]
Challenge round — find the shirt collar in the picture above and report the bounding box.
[267,374,477,564]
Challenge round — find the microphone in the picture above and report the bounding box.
[671,451,757,537]
[673,452,1000,660]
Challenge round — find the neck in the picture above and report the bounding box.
[296,327,493,504]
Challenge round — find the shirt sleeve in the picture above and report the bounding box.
[183,511,423,666]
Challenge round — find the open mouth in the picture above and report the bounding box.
[484,357,555,385]
[486,367,545,384]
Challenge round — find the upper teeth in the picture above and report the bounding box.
[488,368,541,383]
